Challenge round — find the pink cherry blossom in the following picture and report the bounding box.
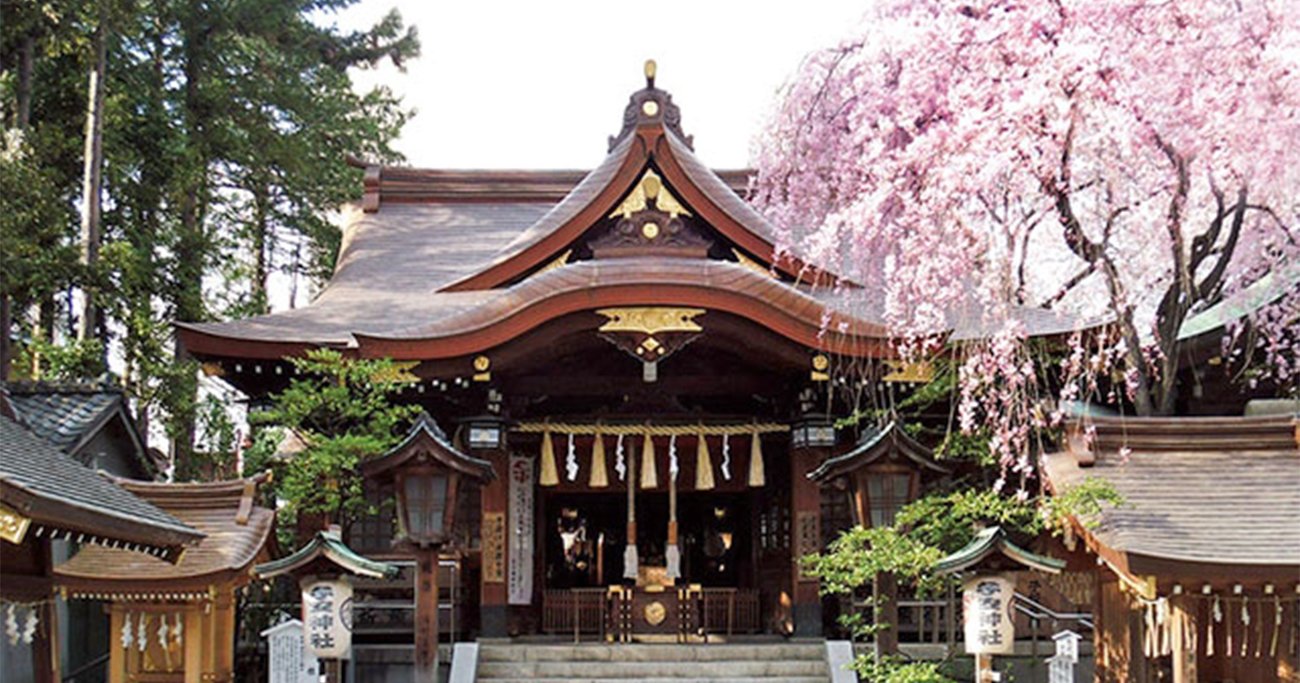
[754,0,1300,476]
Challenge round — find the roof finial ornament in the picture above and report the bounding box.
[644,59,657,89]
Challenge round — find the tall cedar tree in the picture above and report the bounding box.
[1,0,417,473]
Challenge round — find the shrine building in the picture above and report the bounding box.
[177,63,1082,648]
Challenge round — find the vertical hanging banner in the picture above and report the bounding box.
[508,454,535,605]
[301,578,353,659]
[962,575,1016,655]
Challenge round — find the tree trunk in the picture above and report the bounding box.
[251,182,271,313]
[5,37,37,380]
[17,35,34,129]
[168,12,212,473]
[78,4,108,346]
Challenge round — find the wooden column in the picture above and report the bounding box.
[34,597,61,683]
[107,607,125,683]
[789,446,823,637]
[479,450,509,637]
[415,547,440,682]
[183,607,203,683]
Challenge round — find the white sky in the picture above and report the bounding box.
[327,1,868,170]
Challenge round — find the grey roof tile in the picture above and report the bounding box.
[0,415,195,538]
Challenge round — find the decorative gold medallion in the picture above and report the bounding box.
[0,503,32,545]
[644,600,667,626]
[642,100,660,117]
[472,355,492,382]
[811,354,831,382]
[641,222,660,239]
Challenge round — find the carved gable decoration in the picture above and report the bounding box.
[596,307,705,382]
[589,170,713,258]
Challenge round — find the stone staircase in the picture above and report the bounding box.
[473,642,832,683]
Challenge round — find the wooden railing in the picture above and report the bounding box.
[542,587,761,641]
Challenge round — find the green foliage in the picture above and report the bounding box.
[804,525,945,596]
[244,349,418,528]
[1042,475,1124,533]
[1,0,419,468]
[854,656,955,683]
[10,337,105,381]
[895,488,1043,554]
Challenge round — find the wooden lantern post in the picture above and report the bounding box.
[361,413,497,682]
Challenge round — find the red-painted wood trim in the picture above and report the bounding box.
[649,133,839,288]
[352,282,891,360]
[440,137,649,292]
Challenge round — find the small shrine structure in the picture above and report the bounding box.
[1043,414,1300,683]
[0,411,201,682]
[55,473,276,683]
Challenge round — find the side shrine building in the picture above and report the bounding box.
[178,65,1081,651]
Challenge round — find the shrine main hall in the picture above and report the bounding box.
[178,64,1079,647]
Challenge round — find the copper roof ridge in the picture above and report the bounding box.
[354,257,890,344]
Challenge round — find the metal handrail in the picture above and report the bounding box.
[1013,591,1094,630]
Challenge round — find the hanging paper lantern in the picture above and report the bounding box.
[640,431,658,489]
[695,432,715,491]
[538,429,559,487]
[748,429,766,487]
[589,431,609,488]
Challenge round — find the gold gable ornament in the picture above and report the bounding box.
[608,170,692,221]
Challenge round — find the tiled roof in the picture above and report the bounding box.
[57,476,274,590]
[0,414,200,554]
[255,527,397,580]
[934,526,1065,575]
[5,381,128,454]
[1043,415,1300,567]
[808,421,951,482]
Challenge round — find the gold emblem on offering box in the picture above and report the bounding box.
[643,600,667,626]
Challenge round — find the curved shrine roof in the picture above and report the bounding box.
[56,475,275,595]
[179,72,1085,363]
[1043,415,1300,574]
